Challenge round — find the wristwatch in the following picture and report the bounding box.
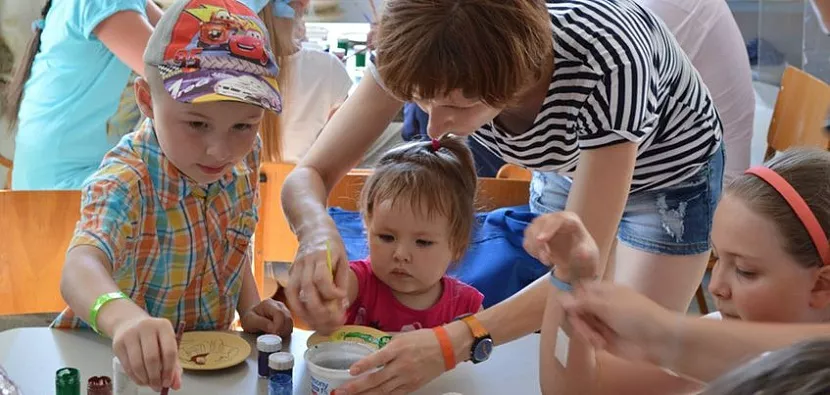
[454,313,493,364]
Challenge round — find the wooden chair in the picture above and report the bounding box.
[0,154,11,189]
[0,190,80,315]
[764,66,830,161]
[496,163,532,181]
[693,66,830,315]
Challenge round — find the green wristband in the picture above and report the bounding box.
[89,291,128,334]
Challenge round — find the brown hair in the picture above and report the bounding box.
[701,339,830,395]
[257,5,297,162]
[359,136,478,261]
[2,1,52,132]
[727,148,830,268]
[374,0,553,107]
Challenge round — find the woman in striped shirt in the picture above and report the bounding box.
[281,0,723,392]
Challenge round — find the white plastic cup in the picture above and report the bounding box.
[305,342,375,395]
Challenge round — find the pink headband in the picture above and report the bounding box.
[745,166,830,266]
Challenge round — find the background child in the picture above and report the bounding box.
[54,0,292,391]
[244,0,352,163]
[335,136,484,332]
[3,0,163,189]
[528,147,830,394]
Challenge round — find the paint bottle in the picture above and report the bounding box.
[268,373,292,395]
[55,368,80,395]
[256,335,282,378]
[87,376,113,395]
[268,352,294,378]
[112,357,139,395]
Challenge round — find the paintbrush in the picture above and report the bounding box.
[160,322,186,395]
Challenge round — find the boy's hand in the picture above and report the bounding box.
[111,315,182,392]
[240,299,294,338]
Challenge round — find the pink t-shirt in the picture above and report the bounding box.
[345,259,484,332]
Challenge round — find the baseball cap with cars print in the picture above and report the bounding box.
[143,0,282,112]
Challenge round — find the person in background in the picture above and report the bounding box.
[534,147,830,394]
[636,0,755,184]
[54,0,293,390]
[243,0,352,163]
[2,0,163,190]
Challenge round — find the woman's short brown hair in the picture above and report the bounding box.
[726,148,830,268]
[359,136,478,261]
[374,0,553,107]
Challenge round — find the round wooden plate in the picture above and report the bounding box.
[177,331,252,371]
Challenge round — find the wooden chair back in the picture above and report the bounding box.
[258,163,532,266]
[0,191,80,315]
[765,66,830,160]
[496,164,532,181]
[0,154,11,189]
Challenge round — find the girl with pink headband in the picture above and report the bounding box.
[525,147,830,394]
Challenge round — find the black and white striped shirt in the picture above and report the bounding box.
[472,0,722,192]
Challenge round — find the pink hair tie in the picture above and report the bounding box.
[431,139,441,152]
[745,166,829,266]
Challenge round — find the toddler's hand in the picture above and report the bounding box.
[241,299,294,338]
[111,315,182,392]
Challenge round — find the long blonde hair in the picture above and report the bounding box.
[258,5,296,162]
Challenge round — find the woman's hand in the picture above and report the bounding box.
[337,329,447,394]
[284,222,350,335]
[523,212,600,282]
[561,283,684,366]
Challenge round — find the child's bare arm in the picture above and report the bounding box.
[539,287,701,395]
[60,245,181,392]
[145,0,163,26]
[60,245,150,336]
[94,11,153,76]
[346,266,359,306]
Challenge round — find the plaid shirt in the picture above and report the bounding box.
[51,119,260,331]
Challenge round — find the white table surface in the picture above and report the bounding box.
[0,328,542,394]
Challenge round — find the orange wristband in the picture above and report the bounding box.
[433,326,456,371]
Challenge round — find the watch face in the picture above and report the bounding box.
[473,338,494,362]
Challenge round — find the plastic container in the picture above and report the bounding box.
[87,376,113,395]
[305,342,374,395]
[257,335,283,378]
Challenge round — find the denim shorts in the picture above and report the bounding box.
[529,145,724,256]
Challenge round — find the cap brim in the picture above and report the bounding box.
[162,68,282,113]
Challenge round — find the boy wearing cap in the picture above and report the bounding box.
[53,0,290,391]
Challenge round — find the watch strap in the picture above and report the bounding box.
[460,315,489,339]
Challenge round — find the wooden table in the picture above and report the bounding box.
[0,328,542,394]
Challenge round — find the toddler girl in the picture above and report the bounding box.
[340,136,485,332]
